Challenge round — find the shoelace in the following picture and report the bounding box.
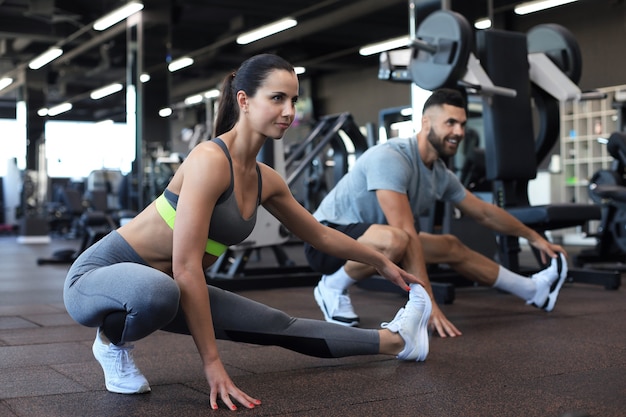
[111,344,140,377]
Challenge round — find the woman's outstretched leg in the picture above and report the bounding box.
[163,283,432,361]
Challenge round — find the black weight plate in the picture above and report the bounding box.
[532,85,561,165]
[409,10,472,91]
[527,23,582,84]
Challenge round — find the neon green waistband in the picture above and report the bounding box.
[155,193,228,257]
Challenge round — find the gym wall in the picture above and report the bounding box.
[314,66,411,131]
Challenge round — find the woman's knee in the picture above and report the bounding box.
[142,277,180,319]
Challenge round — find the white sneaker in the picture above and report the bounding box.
[313,278,360,326]
[92,330,151,394]
[527,253,568,312]
[381,284,432,362]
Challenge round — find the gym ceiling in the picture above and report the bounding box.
[0,0,581,123]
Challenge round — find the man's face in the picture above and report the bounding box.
[425,104,467,158]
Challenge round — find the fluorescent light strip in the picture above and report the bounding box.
[359,36,411,56]
[28,47,63,69]
[184,94,204,105]
[93,1,144,31]
[168,56,194,72]
[159,108,172,117]
[514,0,578,15]
[47,102,72,116]
[474,18,492,29]
[204,89,220,99]
[90,83,123,100]
[236,17,297,45]
[0,77,13,91]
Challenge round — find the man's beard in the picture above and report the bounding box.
[426,128,456,157]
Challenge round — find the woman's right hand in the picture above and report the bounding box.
[204,358,261,411]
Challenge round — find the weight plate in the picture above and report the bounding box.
[409,10,472,91]
[527,23,582,84]
[532,85,561,165]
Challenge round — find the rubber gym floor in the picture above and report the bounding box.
[1,235,625,417]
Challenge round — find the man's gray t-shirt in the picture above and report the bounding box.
[312,137,467,226]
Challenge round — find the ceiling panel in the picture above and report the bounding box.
[0,0,527,121]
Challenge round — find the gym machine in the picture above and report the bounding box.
[378,9,620,290]
[575,131,626,268]
[478,24,619,290]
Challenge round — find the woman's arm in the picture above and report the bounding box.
[170,145,260,410]
[260,166,424,290]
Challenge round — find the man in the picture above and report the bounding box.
[304,88,568,338]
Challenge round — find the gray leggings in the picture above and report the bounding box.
[63,231,379,358]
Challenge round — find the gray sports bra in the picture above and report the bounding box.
[161,137,262,248]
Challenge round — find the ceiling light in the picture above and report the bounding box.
[294,67,306,75]
[28,47,63,70]
[204,89,220,99]
[37,108,48,116]
[514,0,578,15]
[47,102,72,116]
[93,1,144,31]
[0,77,13,91]
[139,73,151,83]
[184,94,203,105]
[159,107,172,117]
[474,18,492,29]
[90,83,123,100]
[359,36,411,56]
[236,17,297,45]
[168,56,194,72]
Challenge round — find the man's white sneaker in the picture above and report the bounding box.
[381,284,432,362]
[313,278,360,326]
[527,253,568,312]
[92,330,151,394]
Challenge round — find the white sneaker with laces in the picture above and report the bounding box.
[527,253,568,312]
[92,330,151,394]
[381,284,432,362]
[313,278,360,326]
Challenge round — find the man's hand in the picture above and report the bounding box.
[528,236,568,265]
[429,304,462,338]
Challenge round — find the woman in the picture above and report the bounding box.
[64,53,431,411]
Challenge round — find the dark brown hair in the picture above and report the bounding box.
[213,54,294,137]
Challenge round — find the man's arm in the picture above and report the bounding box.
[455,192,566,262]
[377,189,462,337]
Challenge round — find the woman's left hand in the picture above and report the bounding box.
[204,357,261,411]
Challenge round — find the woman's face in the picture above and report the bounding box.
[244,69,299,139]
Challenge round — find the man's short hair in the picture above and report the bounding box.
[422,88,466,115]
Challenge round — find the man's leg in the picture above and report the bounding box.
[419,233,568,311]
[306,224,410,326]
